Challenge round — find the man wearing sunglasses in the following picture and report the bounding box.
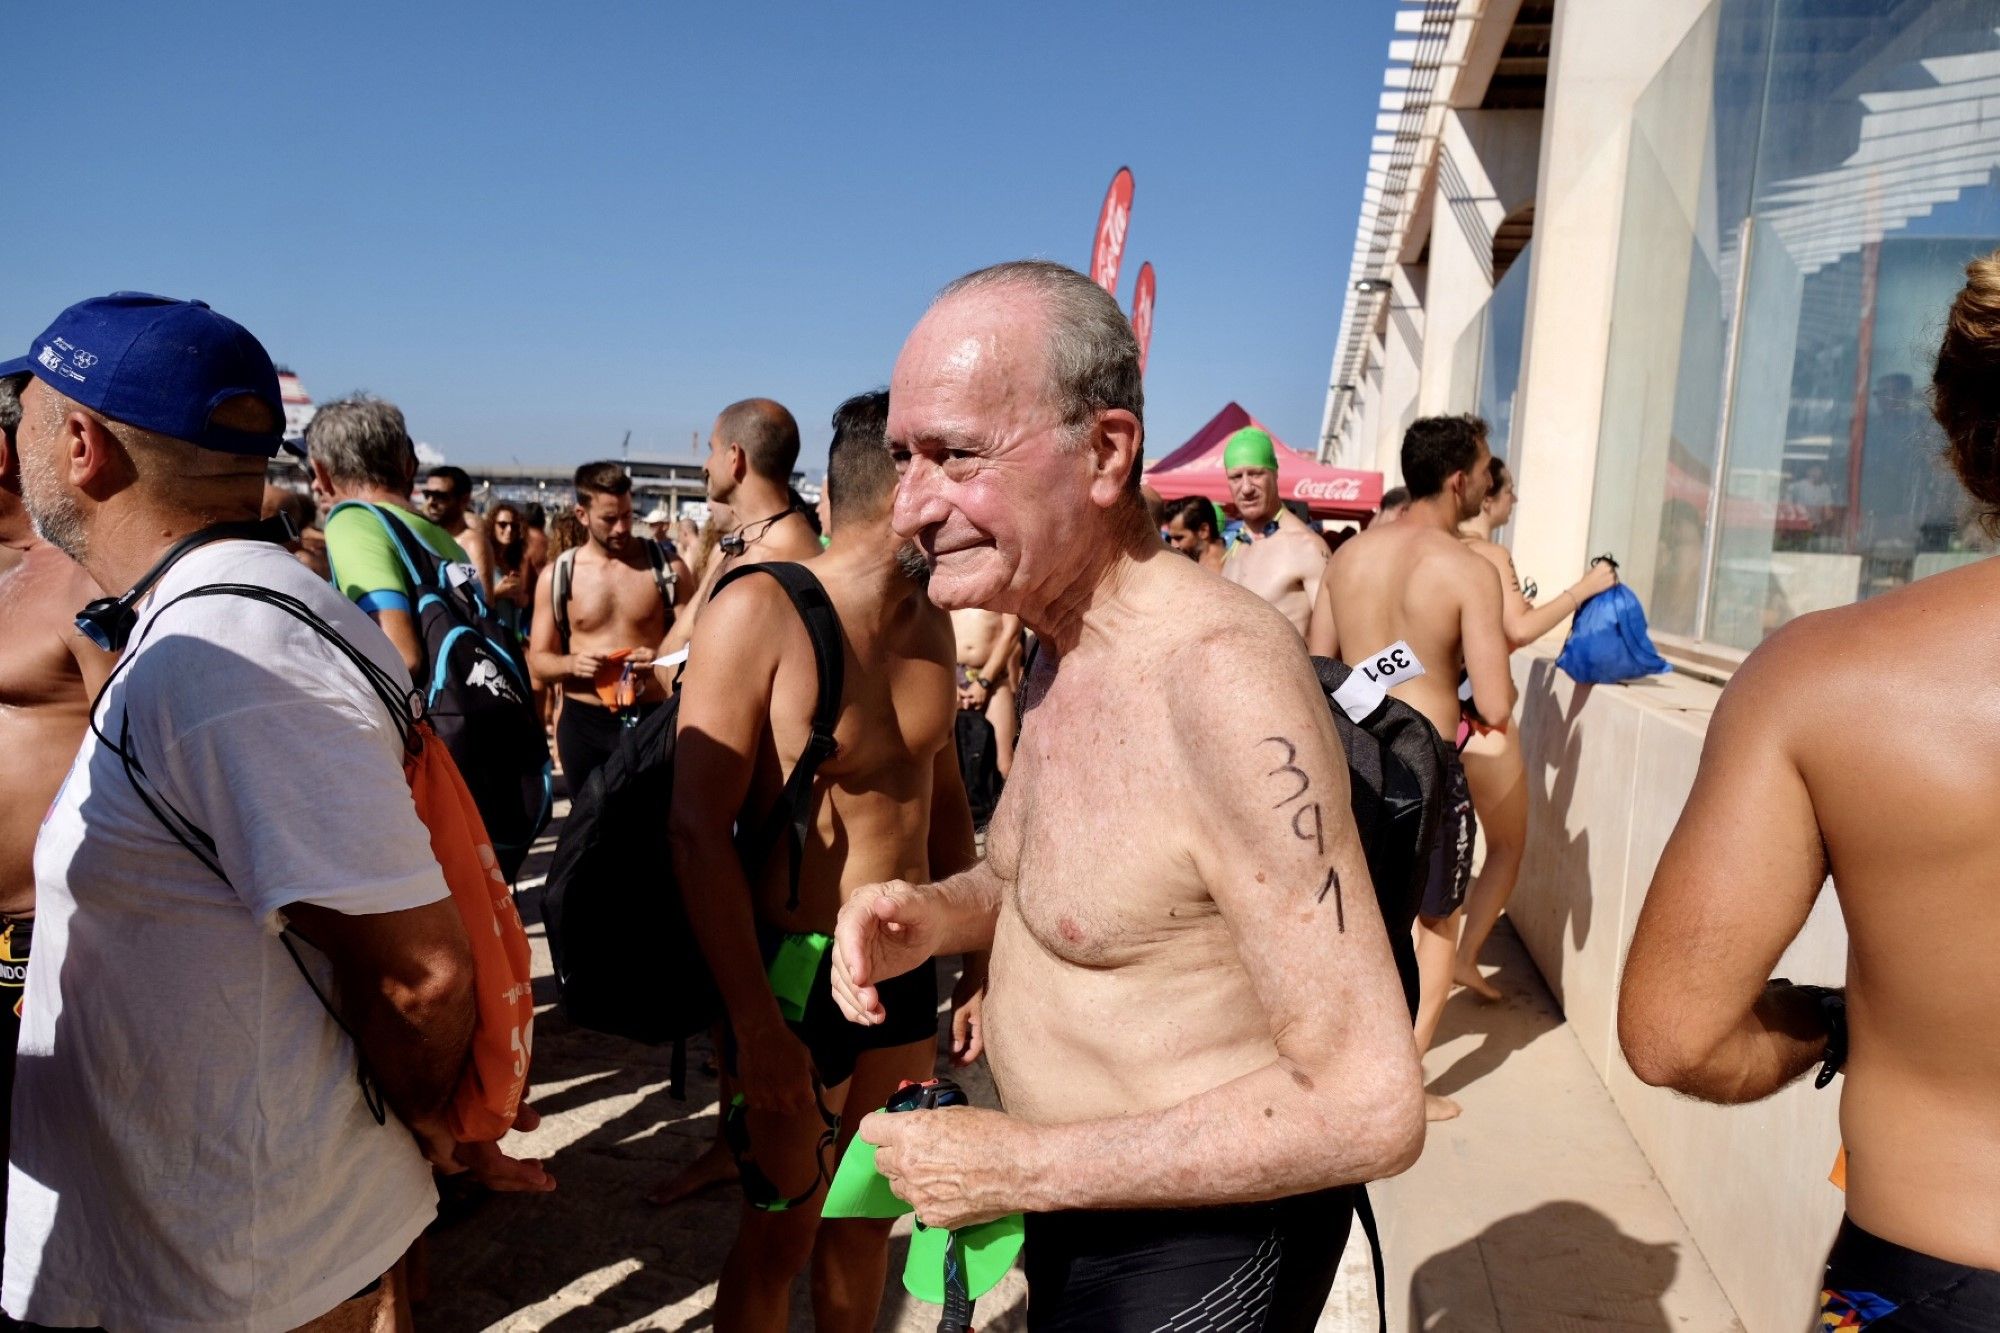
[418,465,494,594]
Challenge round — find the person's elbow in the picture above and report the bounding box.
[1474,682,1517,731]
[1301,1060,1426,1185]
[1616,979,1716,1097]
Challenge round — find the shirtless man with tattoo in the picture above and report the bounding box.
[1307,413,1513,1122]
[951,606,1023,777]
[1220,428,1329,638]
[674,390,975,1332]
[0,374,113,1191]
[833,261,1423,1331]
[1621,255,2000,1326]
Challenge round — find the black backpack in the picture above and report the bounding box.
[541,562,843,1093]
[327,502,553,879]
[1313,655,1449,1020]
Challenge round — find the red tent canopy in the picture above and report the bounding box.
[1145,403,1382,520]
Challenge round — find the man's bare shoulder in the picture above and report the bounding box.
[1744,557,2000,705]
[750,520,824,564]
[12,544,102,616]
[1149,557,1311,676]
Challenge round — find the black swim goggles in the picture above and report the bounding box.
[722,1075,840,1213]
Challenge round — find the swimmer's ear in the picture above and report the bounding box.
[1085,408,1144,512]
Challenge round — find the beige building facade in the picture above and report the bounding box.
[1321,2,2000,1329]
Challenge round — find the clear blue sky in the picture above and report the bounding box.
[10,2,1387,472]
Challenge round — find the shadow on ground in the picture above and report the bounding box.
[1408,1201,1681,1332]
[1425,919,1556,1102]
[418,807,1021,1332]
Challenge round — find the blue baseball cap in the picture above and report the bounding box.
[0,293,284,458]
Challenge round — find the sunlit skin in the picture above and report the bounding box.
[1221,465,1328,636]
[1166,512,1226,572]
[526,489,690,708]
[824,279,1423,1237]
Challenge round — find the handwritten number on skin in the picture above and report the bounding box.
[1259,737,1311,808]
[1317,867,1344,930]
[1260,737,1342,927]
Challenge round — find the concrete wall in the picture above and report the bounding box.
[1508,0,1713,595]
[1510,649,1847,1333]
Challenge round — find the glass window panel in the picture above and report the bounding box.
[1705,0,2000,648]
[1477,239,1532,466]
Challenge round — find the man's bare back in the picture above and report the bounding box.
[1310,520,1511,737]
[0,545,111,914]
[1223,512,1328,638]
[731,561,961,935]
[1627,558,2000,1271]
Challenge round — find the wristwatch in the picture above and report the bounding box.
[1774,979,1847,1088]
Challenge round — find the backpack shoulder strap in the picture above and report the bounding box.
[711,561,844,911]
[551,547,579,651]
[644,539,676,604]
[336,502,444,594]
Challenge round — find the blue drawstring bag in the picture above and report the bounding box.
[1556,582,1671,684]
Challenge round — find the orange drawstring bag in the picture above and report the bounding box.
[404,720,535,1143]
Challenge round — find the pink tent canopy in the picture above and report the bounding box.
[1145,403,1382,520]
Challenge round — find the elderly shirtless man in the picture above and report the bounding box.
[1308,414,1512,1122]
[0,376,112,1194]
[527,460,692,792]
[834,261,1423,1330]
[675,389,974,1331]
[1221,428,1329,636]
[1619,259,2000,1325]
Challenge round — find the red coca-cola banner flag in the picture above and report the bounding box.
[1131,261,1156,374]
[1089,167,1135,295]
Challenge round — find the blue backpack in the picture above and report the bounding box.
[1556,579,1672,685]
[327,502,552,877]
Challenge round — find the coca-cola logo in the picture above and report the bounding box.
[1092,201,1129,290]
[1291,476,1364,503]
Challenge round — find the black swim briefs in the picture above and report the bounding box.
[1024,1185,1357,1332]
[1821,1216,2000,1329]
[739,926,939,1089]
[1419,750,1475,920]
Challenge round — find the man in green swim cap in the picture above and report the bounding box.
[1219,426,1329,637]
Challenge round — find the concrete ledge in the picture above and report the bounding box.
[1511,648,1846,1333]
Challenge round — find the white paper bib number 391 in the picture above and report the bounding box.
[1332,640,1426,722]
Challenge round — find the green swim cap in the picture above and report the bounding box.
[1222,427,1279,473]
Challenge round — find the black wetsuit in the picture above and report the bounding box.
[1821,1218,2000,1329]
[1025,1185,1357,1331]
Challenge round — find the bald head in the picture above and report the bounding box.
[715,398,801,484]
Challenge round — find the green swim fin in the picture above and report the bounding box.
[903,1214,1025,1303]
[822,1135,912,1220]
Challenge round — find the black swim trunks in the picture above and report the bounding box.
[736,925,939,1088]
[555,698,663,796]
[1025,1185,1356,1332]
[1821,1216,2000,1328]
[1419,750,1475,920]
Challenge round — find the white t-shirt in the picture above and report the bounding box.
[5,541,446,1332]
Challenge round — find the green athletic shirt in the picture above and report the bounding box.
[322,502,469,617]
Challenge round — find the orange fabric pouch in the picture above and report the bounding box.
[405,721,535,1142]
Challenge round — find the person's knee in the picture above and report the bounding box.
[736,1206,824,1278]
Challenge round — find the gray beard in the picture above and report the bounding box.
[895,541,932,588]
[20,448,88,565]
